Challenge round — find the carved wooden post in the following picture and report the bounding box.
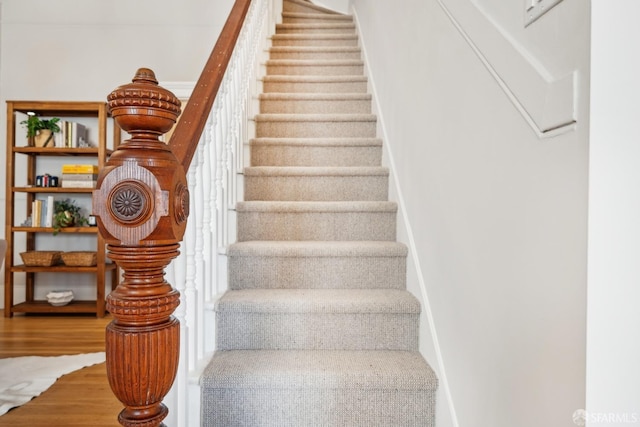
[93,68,188,427]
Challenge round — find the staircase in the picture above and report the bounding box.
[200,1,438,425]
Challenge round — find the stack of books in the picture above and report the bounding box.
[54,121,89,148]
[31,195,55,228]
[31,199,43,227]
[61,164,98,188]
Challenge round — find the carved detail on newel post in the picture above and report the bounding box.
[93,68,187,427]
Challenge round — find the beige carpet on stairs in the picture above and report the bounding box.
[201,0,438,425]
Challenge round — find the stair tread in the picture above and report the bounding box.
[237,200,397,212]
[203,349,437,390]
[263,74,367,82]
[244,166,388,176]
[272,33,358,40]
[251,137,382,146]
[255,113,376,122]
[216,289,420,314]
[259,92,371,100]
[229,240,407,257]
[269,46,361,53]
[277,23,356,29]
[266,58,364,65]
[282,12,352,21]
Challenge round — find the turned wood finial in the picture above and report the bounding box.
[107,68,181,140]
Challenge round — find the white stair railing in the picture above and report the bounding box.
[163,0,281,425]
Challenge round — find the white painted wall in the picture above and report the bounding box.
[309,0,348,14]
[587,1,640,424]
[0,0,233,306]
[351,0,589,426]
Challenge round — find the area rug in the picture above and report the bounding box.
[0,352,106,416]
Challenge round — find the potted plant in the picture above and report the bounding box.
[20,115,61,147]
[53,198,88,235]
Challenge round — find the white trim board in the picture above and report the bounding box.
[161,82,195,100]
[438,0,576,138]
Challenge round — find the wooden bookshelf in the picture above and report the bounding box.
[4,100,121,317]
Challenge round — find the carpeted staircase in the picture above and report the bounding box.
[201,1,438,425]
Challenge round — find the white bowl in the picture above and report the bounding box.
[47,290,74,306]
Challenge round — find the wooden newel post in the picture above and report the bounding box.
[92,68,188,427]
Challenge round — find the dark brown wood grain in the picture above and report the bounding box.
[95,68,186,427]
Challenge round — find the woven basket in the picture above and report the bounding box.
[61,251,97,267]
[20,251,62,267]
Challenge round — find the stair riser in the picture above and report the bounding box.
[244,175,389,201]
[266,62,364,76]
[283,16,353,25]
[203,388,435,427]
[237,211,396,241]
[256,120,376,138]
[216,312,419,350]
[271,36,359,47]
[263,79,368,93]
[276,25,356,35]
[251,144,382,167]
[229,255,406,290]
[260,97,370,114]
[269,49,361,60]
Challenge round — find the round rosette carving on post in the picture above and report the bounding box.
[93,160,169,246]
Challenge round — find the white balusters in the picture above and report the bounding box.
[184,147,198,371]
[165,233,188,427]
[166,0,278,424]
[203,112,215,302]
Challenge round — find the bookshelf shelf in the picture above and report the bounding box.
[4,100,121,318]
[11,300,103,315]
[12,226,98,233]
[11,263,117,273]
[13,147,114,156]
[13,187,95,193]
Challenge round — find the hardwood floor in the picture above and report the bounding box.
[0,311,122,426]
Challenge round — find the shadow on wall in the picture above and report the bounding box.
[0,240,5,270]
[1,240,6,303]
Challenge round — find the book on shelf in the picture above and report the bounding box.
[54,121,89,148]
[45,195,54,228]
[61,180,97,189]
[61,164,98,174]
[31,199,43,227]
[61,173,98,181]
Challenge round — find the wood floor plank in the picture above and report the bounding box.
[0,311,122,426]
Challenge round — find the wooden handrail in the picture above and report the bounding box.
[170,0,252,171]
[92,1,254,425]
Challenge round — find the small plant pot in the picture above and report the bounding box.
[34,129,55,147]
